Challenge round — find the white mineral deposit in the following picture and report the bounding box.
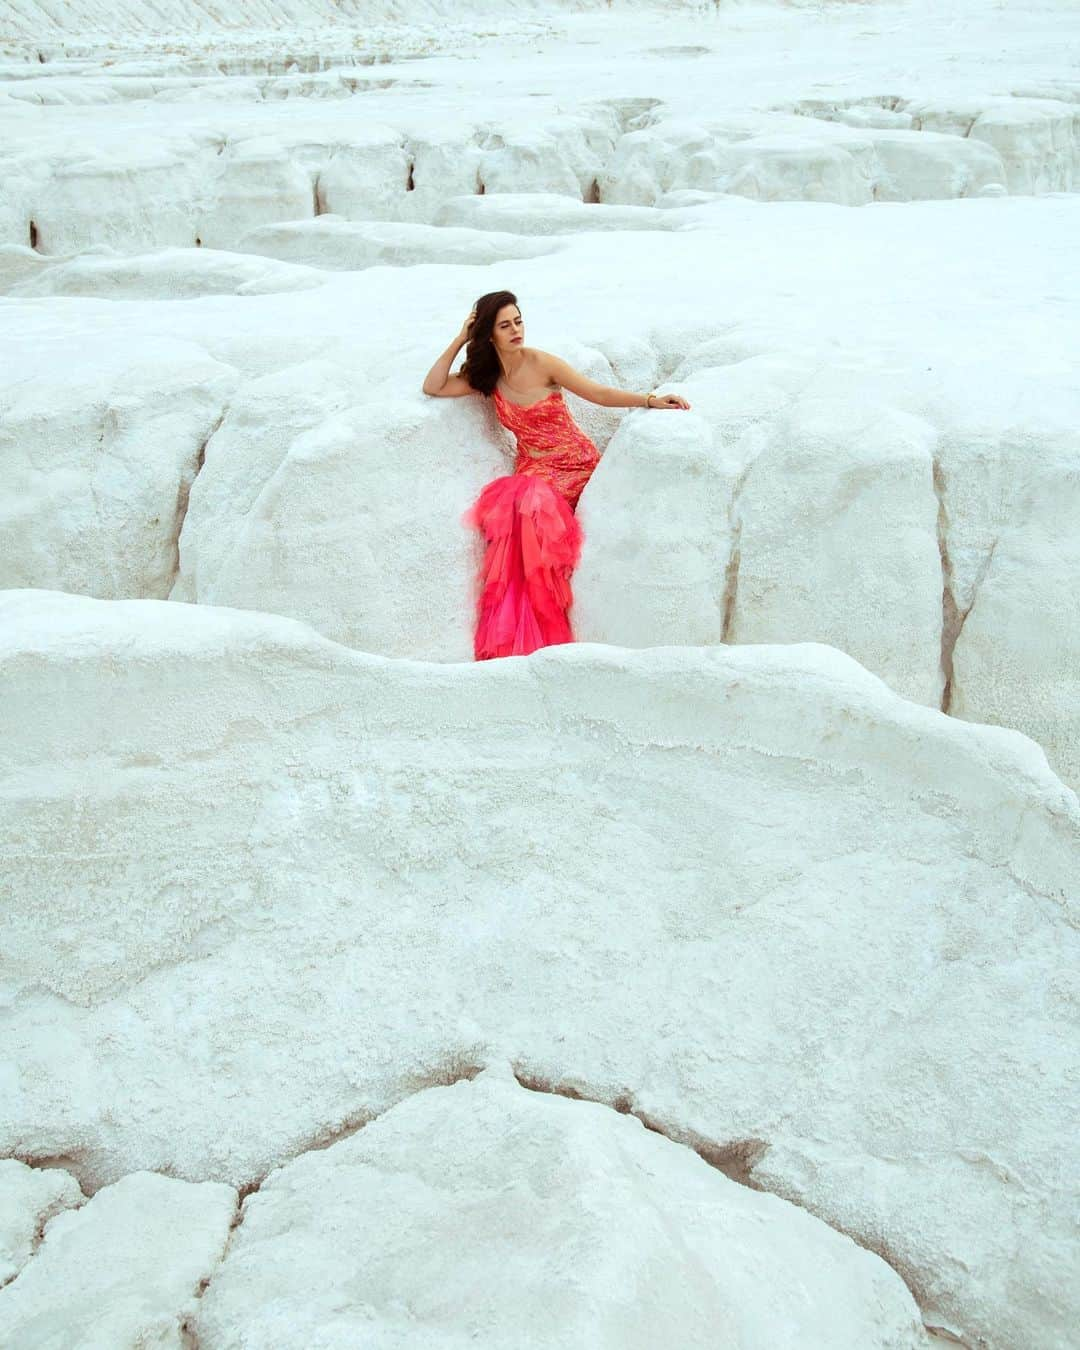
[1,1,1077,1347]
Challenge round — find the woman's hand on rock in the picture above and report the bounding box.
[651,392,691,410]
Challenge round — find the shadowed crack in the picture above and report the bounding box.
[933,456,998,714]
[173,1057,485,1343]
[171,405,228,592]
[513,1068,769,1186]
[934,457,960,711]
[721,461,753,642]
[178,1211,238,1349]
[926,1326,973,1347]
[514,1066,974,1343]
[15,1057,976,1346]
[0,1175,85,1292]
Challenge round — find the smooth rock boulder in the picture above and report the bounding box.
[950,429,1080,786]
[867,128,1006,201]
[726,394,943,706]
[434,191,689,234]
[574,403,733,646]
[576,366,945,708]
[0,339,236,599]
[195,1067,929,1349]
[169,363,500,658]
[4,249,325,302]
[236,213,563,269]
[907,96,1079,194]
[1,589,1077,1349]
[3,245,326,298]
[600,113,1011,206]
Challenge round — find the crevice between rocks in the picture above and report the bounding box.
[513,1068,768,1186]
[925,1326,973,1347]
[514,1066,971,1345]
[934,457,960,712]
[720,460,752,642]
[18,1058,971,1348]
[721,535,741,643]
[170,406,228,595]
[0,1186,82,1292]
[175,1058,485,1343]
[933,456,997,715]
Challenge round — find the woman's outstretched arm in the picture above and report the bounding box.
[422,308,478,397]
[536,350,691,410]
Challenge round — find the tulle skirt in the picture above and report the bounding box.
[462,473,583,661]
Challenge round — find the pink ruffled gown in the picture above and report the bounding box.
[462,385,601,660]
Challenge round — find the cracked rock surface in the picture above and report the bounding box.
[0,1170,236,1348]
[193,1066,930,1349]
[2,4,1079,1347]
[0,1159,84,1288]
[1,590,1077,1349]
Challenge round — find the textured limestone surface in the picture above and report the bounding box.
[2,590,1077,1348]
[3,3,1080,1346]
[0,1159,84,1288]
[0,1170,236,1348]
[194,1067,930,1349]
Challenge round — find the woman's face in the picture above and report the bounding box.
[491,304,524,356]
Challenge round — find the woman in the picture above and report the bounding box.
[422,290,690,660]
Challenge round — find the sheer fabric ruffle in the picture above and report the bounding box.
[463,385,600,661]
[461,473,583,660]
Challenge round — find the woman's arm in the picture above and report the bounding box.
[537,350,691,410]
[422,310,478,397]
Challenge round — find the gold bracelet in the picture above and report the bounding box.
[645,391,655,408]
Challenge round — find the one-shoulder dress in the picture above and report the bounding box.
[462,385,601,660]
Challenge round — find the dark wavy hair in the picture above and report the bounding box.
[459,289,519,396]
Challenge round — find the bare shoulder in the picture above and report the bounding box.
[530,348,572,384]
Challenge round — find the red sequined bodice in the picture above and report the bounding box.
[493,386,601,510]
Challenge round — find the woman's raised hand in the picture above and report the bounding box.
[459,307,477,342]
[650,392,691,410]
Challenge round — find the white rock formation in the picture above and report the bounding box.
[3,185,1078,791]
[1,50,1075,259]
[2,5,1080,1345]
[905,96,1080,195]
[0,1170,236,1348]
[168,362,500,659]
[169,344,618,659]
[573,402,732,647]
[433,189,686,234]
[1,589,1077,1349]
[0,339,236,600]
[236,213,564,269]
[949,428,1080,786]
[575,370,945,707]
[0,0,624,43]
[0,1160,84,1288]
[599,113,1012,208]
[194,1067,930,1349]
[2,244,326,298]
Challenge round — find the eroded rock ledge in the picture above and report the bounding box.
[1,590,1076,1347]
